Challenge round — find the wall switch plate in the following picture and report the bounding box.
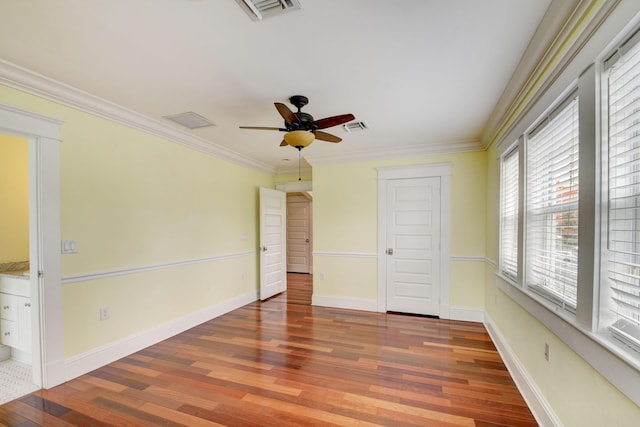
[544,342,550,362]
[61,240,78,254]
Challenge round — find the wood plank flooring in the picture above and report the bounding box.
[285,272,312,305]
[0,274,537,426]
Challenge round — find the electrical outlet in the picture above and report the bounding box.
[544,342,550,362]
[100,307,110,321]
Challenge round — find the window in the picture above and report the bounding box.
[500,147,519,280]
[603,29,640,351]
[526,95,580,310]
[494,16,640,408]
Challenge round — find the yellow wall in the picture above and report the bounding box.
[273,173,312,184]
[1,84,272,357]
[312,151,487,309]
[0,133,29,263]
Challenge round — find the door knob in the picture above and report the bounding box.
[305,238,310,243]
[261,246,268,252]
[386,248,394,255]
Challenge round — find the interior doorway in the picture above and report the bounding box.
[0,133,39,404]
[377,164,451,317]
[276,181,313,305]
[286,193,312,274]
[0,103,64,391]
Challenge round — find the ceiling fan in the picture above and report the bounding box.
[239,95,355,150]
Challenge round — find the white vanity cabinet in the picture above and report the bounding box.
[1,293,19,347]
[0,276,32,354]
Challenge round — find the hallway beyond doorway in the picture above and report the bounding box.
[286,273,312,305]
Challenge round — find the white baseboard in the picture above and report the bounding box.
[63,290,258,382]
[312,294,378,312]
[484,313,563,427]
[448,306,484,322]
[0,345,10,361]
[311,297,485,323]
[10,348,31,364]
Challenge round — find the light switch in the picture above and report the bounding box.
[61,240,78,254]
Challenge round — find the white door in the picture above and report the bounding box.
[287,194,311,273]
[386,177,441,316]
[259,187,287,300]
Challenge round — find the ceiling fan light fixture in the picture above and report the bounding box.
[284,130,315,149]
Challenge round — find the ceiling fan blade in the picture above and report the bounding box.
[274,102,298,124]
[314,130,342,143]
[239,126,286,131]
[313,113,355,130]
[280,140,288,147]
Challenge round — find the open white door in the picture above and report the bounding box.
[259,187,287,300]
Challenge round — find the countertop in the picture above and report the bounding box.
[0,271,29,279]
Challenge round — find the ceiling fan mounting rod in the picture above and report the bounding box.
[289,95,308,111]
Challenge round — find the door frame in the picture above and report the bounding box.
[377,164,451,317]
[0,103,64,388]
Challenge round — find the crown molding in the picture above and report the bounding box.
[0,60,276,175]
[304,139,484,166]
[482,0,622,150]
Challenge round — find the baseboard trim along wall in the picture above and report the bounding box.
[449,306,484,322]
[484,313,562,427]
[312,295,484,324]
[63,289,258,382]
[312,294,378,312]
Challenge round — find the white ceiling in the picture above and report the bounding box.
[0,0,552,172]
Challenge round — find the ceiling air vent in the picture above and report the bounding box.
[236,0,302,21]
[343,121,368,133]
[164,112,215,129]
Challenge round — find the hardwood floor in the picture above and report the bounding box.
[285,272,312,305]
[0,281,537,426]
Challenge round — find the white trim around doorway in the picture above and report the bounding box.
[376,163,452,318]
[0,103,64,388]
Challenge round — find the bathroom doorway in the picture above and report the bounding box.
[0,133,39,404]
[0,103,64,400]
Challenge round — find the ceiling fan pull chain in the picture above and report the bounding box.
[298,150,301,181]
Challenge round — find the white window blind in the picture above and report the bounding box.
[500,148,519,280]
[605,30,640,351]
[526,95,579,309]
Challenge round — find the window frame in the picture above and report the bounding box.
[524,92,581,313]
[499,143,520,282]
[599,27,640,352]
